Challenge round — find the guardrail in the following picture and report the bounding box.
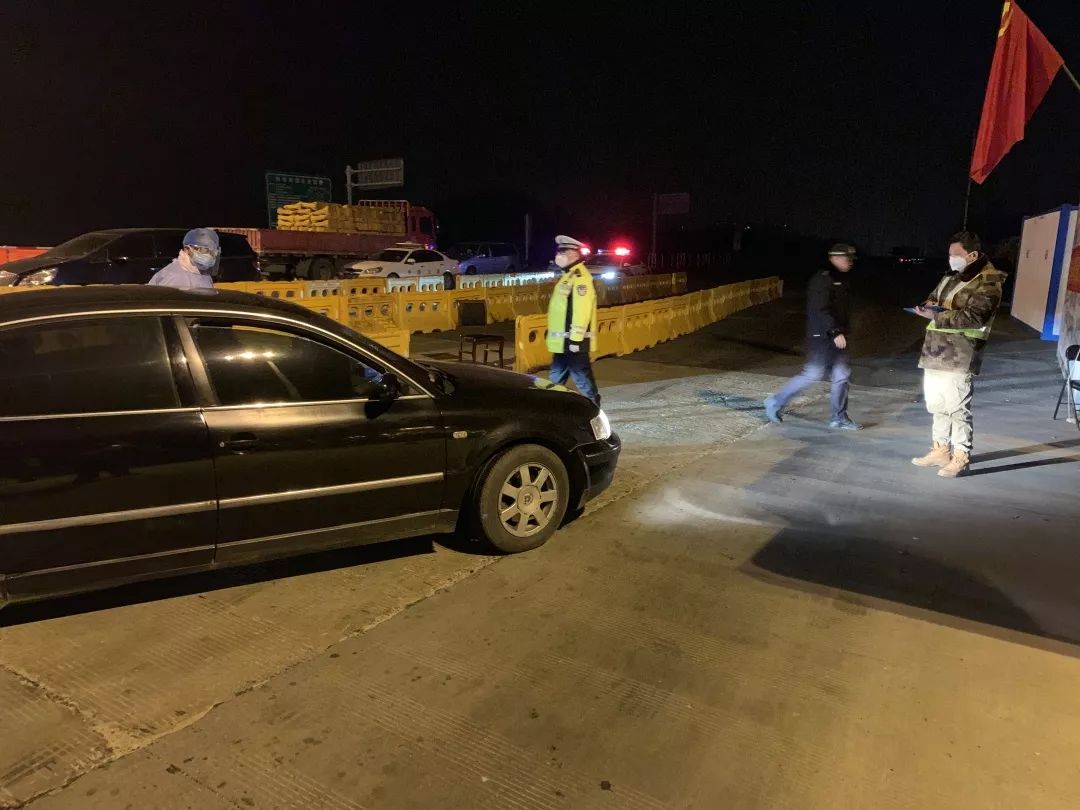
[512,277,783,374]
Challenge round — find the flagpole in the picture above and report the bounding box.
[1062,63,1080,95]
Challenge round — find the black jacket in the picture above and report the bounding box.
[806,266,851,340]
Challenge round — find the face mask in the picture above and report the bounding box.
[190,250,218,272]
[554,253,573,269]
[948,255,969,273]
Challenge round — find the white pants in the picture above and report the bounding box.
[924,370,974,454]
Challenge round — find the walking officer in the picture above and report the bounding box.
[546,235,600,404]
[765,243,862,430]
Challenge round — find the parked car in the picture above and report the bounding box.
[0,286,619,606]
[343,245,459,288]
[0,229,260,288]
[448,242,520,275]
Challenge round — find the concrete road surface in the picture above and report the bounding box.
[4,271,1080,808]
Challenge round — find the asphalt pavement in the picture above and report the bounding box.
[4,270,1080,808]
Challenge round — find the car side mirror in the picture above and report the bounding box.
[375,373,403,401]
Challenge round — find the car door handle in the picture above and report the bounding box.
[220,433,258,452]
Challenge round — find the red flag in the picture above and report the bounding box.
[970,1,1063,184]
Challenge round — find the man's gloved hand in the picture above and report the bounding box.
[568,343,581,354]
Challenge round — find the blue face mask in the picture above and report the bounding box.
[190,250,218,273]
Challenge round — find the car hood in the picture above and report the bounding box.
[345,260,396,270]
[424,360,596,413]
[0,254,72,277]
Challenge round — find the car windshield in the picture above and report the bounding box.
[446,245,478,260]
[371,250,408,263]
[43,233,115,259]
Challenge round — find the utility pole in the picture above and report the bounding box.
[651,194,659,265]
[524,213,532,269]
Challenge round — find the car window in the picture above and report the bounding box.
[413,250,442,263]
[152,232,185,258]
[372,249,408,263]
[42,233,114,260]
[217,233,254,258]
[107,233,157,260]
[492,244,516,258]
[191,321,390,406]
[0,317,180,417]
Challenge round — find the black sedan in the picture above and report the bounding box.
[0,286,619,606]
[0,228,261,287]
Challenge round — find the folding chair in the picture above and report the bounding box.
[1052,344,1080,428]
[456,300,505,368]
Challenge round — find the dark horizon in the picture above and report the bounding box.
[4,1,1080,253]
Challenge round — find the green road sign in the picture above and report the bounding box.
[265,172,333,227]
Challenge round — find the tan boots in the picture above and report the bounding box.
[937,452,970,479]
[912,443,951,468]
[912,444,969,477]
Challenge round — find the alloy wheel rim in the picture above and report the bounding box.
[499,462,558,538]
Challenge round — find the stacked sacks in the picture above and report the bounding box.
[276,202,406,234]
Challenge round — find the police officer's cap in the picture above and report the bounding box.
[828,243,856,258]
[555,235,586,251]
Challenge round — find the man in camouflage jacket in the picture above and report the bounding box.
[912,232,1006,478]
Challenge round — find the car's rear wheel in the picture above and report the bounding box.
[475,445,570,553]
[386,272,399,279]
[506,265,516,274]
[443,271,456,290]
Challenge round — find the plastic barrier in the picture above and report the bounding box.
[513,314,550,374]
[346,293,400,334]
[341,279,388,296]
[399,291,454,333]
[651,299,676,345]
[293,296,342,322]
[513,276,781,372]
[241,281,304,300]
[366,329,411,357]
[592,307,624,361]
[619,302,658,355]
[303,280,342,299]
[486,288,518,324]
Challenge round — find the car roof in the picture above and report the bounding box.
[0,284,430,380]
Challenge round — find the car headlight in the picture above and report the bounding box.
[364,267,382,274]
[590,409,612,441]
[21,268,58,286]
[601,271,617,281]
[0,270,16,287]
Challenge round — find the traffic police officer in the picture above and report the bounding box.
[546,235,600,404]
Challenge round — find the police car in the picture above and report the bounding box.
[343,244,459,287]
[584,246,650,282]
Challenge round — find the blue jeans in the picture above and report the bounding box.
[773,339,851,420]
[550,350,600,405]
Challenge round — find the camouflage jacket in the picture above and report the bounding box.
[919,257,1006,376]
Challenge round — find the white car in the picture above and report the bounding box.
[345,246,459,287]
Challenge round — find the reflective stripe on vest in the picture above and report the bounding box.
[926,314,996,341]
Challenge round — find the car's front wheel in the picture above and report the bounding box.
[475,444,570,553]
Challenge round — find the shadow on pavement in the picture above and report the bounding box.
[1,536,438,627]
[747,530,1047,641]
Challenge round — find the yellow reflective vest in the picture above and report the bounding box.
[546,263,598,354]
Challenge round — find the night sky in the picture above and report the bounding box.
[4,1,1080,253]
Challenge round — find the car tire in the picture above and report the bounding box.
[443,271,456,290]
[309,257,336,280]
[386,272,399,279]
[465,266,477,275]
[506,265,516,274]
[474,444,570,554]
